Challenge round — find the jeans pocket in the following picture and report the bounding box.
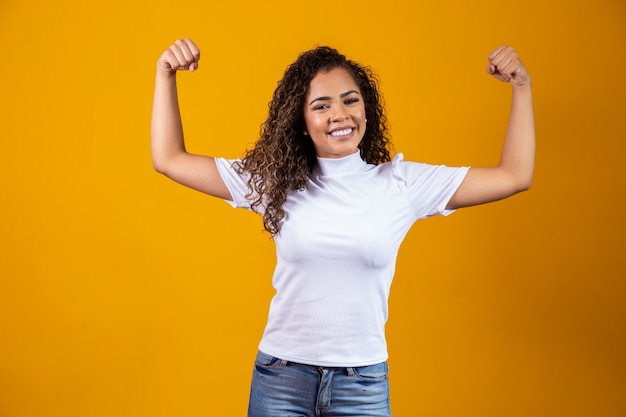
[254,351,284,369]
[350,362,388,382]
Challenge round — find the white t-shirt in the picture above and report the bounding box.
[215,151,469,367]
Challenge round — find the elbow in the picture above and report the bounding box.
[151,150,176,176]
[501,165,533,195]
[151,148,186,177]
[152,160,164,175]
[514,175,533,194]
[151,158,170,176]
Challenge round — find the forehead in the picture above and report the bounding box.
[307,67,360,96]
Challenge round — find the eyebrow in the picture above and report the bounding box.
[308,90,360,106]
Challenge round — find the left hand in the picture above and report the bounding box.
[486,46,531,87]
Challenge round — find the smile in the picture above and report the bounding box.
[329,128,354,137]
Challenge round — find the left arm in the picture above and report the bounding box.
[447,46,535,210]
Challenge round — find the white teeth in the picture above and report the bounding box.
[330,128,352,137]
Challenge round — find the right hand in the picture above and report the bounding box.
[157,38,200,73]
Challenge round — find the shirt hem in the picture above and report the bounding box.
[258,347,389,368]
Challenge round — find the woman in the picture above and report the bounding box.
[151,38,534,417]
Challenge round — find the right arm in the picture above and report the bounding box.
[150,38,232,200]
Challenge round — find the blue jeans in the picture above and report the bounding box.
[248,351,391,417]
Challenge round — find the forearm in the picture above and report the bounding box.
[498,83,535,191]
[150,70,186,173]
[446,46,535,210]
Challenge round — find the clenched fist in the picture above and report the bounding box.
[486,46,530,87]
[157,38,201,73]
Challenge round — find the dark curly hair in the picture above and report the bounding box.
[235,46,392,236]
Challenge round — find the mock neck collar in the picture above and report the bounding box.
[312,151,366,177]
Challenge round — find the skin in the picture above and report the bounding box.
[447,45,535,209]
[150,39,231,200]
[303,68,367,159]
[151,39,535,210]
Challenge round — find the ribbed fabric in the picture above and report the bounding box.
[215,151,469,367]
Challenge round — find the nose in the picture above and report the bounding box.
[329,102,351,122]
[330,112,350,123]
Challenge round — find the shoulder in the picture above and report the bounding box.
[383,152,435,183]
[358,153,434,190]
[384,152,469,190]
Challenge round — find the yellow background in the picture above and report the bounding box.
[1,0,625,416]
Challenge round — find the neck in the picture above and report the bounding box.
[313,151,366,177]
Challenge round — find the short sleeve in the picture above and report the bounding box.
[214,157,254,210]
[391,153,469,219]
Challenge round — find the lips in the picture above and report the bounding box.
[329,127,354,137]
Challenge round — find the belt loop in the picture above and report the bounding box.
[346,367,354,376]
[279,359,288,366]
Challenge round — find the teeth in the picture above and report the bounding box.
[330,128,352,137]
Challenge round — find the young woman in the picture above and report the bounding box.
[151,38,534,417]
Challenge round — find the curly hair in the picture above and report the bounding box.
[235,46,392,236]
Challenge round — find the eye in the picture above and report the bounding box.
[312,103,329,110]
[345,97,360,105]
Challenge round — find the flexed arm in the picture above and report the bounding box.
[150,38,231,200]
[447,46,535,209]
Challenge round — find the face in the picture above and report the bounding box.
[303,67,366,159]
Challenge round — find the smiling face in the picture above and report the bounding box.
[303,67,366,159]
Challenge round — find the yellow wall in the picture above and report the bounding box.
[1,1,624,416]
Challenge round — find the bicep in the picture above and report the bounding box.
[155,153,232,200]
[446,166,529,210]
